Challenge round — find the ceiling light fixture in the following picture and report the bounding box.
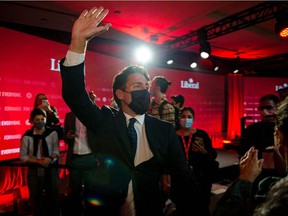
[200,41,211,59]
[233,55,241,74]
[167,59,174,65]
[275,10,288,38]
[190,62,197,69]
[198,29,211,59]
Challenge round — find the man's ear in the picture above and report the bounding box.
[116,89,124,100]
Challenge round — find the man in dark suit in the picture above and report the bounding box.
[63,91,98,216]
[60,6,200,216]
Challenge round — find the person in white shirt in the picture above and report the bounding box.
[63,91,99,215]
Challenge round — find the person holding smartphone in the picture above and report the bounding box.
[176,106,218,216]
[34,93,63,139]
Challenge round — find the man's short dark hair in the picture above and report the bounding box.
[259,94,280,105]
[112,65,150,107]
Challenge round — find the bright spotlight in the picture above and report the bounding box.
[167,59,174,65]
[135,47,153,64]
[233,69,239,74]
[190,62,197,68]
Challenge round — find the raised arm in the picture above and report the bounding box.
[69,6,111,54]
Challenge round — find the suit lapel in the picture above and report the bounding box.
[114,111,134,162]
[144,114,159,157]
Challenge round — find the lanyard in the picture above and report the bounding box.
[181,132,193,160]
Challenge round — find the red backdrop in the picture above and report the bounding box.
[1,26,288,161]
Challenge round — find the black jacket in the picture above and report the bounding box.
[60,59,201,216]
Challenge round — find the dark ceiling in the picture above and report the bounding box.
[1,1,288,77]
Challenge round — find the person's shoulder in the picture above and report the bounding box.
[146,113,173,126]
[161,100,174,111]
[161,100,173,107]
[45,126,58,135]
[196,128,206,133]
[23,129,33,137]
[101,105,119,116]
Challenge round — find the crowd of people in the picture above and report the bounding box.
[18,5,288,216]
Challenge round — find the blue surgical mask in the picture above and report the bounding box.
[180,118,193,128]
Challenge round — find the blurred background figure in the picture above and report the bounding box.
[171,94,185,130]
[63,91,98,216]
[33,93,63,139]
[148,76,176,127]
[176,107,218,216]
[148,76,176,208]
[20,108,61,216]
[241,94,281,189]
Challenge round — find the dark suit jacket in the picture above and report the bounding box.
[63,111,98,165]
[60,60,200,216]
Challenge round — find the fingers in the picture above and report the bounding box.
[258,158,264,169]
[79,9,89,19]
[241,147,255,161]
[82,6,107,20]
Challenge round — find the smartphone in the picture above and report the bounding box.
[194,137,204,147]
[42,99,48,106]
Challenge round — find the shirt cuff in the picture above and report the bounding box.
[63,50,85,67]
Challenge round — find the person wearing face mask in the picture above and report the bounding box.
[60,6,201,216]
[213,97,288,216]
[176,107,218,216]
[33,93,64,140]
[20,108,61,216]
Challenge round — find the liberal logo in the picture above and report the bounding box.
[180,78,199,89]
[275,83,287,92]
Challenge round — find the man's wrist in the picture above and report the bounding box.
[69,39,87,54]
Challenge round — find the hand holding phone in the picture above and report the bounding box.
[42,99,49,106]
[194,137,204,147]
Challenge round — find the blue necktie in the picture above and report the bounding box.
[128,118,137,158]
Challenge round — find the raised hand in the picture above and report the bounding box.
[70,6,112,53]
[239,147,263,183]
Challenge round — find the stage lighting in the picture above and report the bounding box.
[199,41,211,59]
[190,61,197,69]
[167,59,174,65]
[275,10,288,38]
[211,60,219,72]
[198,29,211,59]
[134,46,152,64]
[232,55,241,73]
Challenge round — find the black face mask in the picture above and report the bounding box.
[127,89,150,115]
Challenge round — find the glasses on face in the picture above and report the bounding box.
[258,105,275,111]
